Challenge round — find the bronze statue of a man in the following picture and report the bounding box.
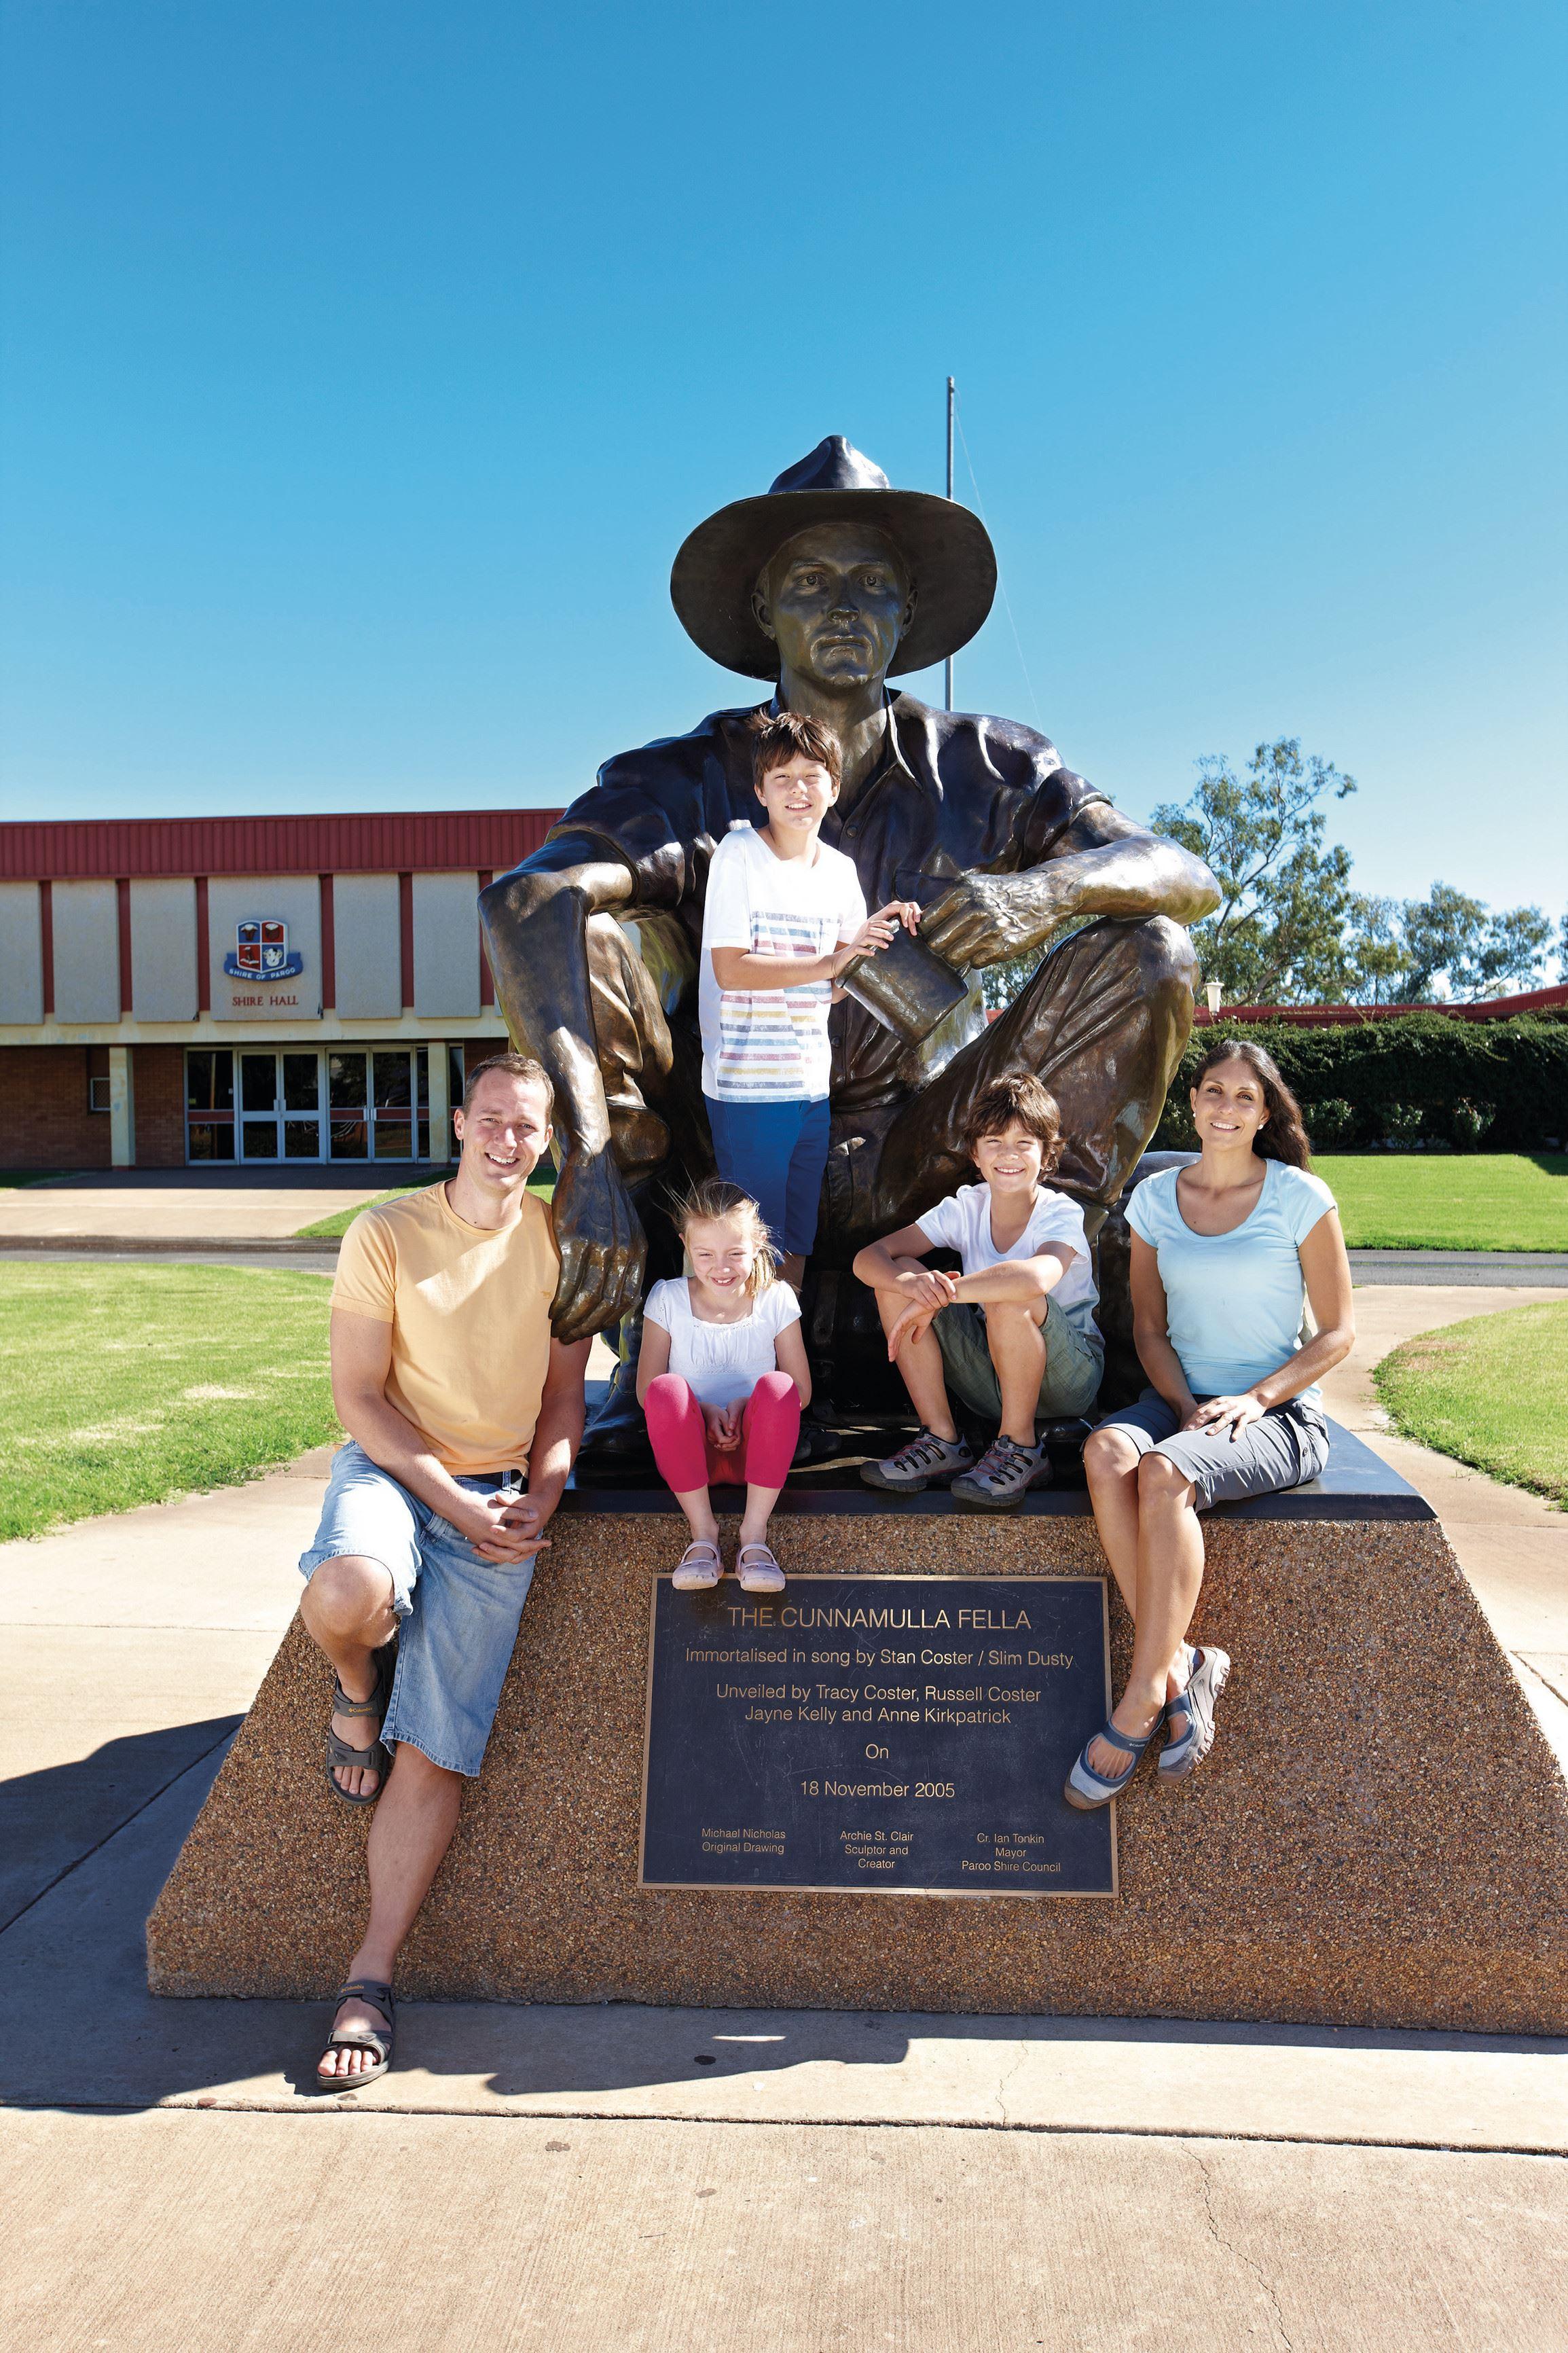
[481,438,1219,1397]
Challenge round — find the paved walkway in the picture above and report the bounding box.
[7,2105,1560,2352]
[0,1169,409,1242]
[1320,1284,1568,1746]
[1,1278,1563,2348]
[1347,1248,1568,1285]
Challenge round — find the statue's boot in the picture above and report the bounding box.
[579,1312,656,1465]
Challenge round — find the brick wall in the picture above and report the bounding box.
[0,1045,112,1169]
[133,1045,186,1168]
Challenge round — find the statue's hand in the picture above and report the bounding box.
[547,1150,646,1344]
[919,871,1063,970]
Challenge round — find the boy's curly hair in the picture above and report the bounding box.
[959,1072,1063,1172]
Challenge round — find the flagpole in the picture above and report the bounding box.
[944,376,955,713]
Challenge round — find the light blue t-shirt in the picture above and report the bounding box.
[1125,1159,1338,1402]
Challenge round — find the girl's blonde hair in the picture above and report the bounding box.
[673,1176,776,1300]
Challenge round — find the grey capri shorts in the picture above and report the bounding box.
[1096,1388,1330,1512]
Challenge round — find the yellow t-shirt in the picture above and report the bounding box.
[330,1184,558,1476]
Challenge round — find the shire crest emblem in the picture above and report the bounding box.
[223,918,304,982]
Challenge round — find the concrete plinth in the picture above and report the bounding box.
[147,1431,1568,2034]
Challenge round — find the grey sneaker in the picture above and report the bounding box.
[861,1428,976,1495]
[951,1434,1053,1512]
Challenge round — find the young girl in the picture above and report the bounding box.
[636,1179,812,1594]
[1070,1039,1355,1808]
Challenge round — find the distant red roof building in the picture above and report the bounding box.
[0,807,564,1172]
[1195,983,1568,1026]
[0,809,560,881]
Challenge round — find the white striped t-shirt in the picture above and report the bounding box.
[699,823,867,1102]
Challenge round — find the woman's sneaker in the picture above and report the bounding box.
[951,1434,1053,1511]
[861,1429,975,1494]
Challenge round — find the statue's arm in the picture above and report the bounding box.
[479,834,645,1341]
[919,800,1220,970]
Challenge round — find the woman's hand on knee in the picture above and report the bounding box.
[1182,1391,1265,1440]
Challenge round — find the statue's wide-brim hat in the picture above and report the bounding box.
[671,436,997,681]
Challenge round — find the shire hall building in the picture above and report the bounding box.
[0,810,562,1170]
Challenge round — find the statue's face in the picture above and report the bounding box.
[752,522,915,690]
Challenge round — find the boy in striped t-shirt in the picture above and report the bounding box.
[699,710,917,1286]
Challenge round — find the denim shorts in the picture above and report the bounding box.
[298,1440,536,1777]
[932,1297,1104,1422]
[1097,1388,1330,1512]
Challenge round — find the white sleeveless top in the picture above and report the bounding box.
[643,1276,801,1408]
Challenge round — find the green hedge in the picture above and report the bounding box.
[1152,1013,1568,1153]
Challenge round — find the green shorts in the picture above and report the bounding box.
[932,1299,1104,1423]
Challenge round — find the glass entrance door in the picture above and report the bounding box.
[327,1048,431,1161]
[187,1046,456,1163]
[237,1051,325,1158]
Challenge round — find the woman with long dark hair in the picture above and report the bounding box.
[1065,1038,1355,1808]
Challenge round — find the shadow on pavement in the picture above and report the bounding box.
[0,1718,242,1934]
[1,1719,1562,2126]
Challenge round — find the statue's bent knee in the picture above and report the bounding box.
[1133,914,1199,999]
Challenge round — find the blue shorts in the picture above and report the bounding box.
[706,1093,831,1258]
[298,1440,536,1778]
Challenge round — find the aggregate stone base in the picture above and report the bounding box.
[147,1507,1568,2034]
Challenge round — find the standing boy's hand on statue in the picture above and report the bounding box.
[833,900,922,972]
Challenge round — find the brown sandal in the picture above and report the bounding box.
[316,1978,396,2087]
[324,1641,397,1806]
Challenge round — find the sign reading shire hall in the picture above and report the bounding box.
[640,1576,1116,1898]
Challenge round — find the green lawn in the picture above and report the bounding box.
[1374,1300,1568,1509]
[294,1154,1565,1247]
[295,1172,554,1239]
[0,1263,340,1540]
[295,1180,442,1239]
[1315,1153,1568,1251]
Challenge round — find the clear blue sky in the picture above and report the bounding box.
[1,1,1563,915]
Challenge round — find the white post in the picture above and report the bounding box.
[426,1040,451,1164]
[108,1045,136,1167]
[1204,981,1222,1016]
[944,376,955,715]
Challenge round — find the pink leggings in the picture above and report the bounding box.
[644,1371,801,1492]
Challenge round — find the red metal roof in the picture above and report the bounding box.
[1196,982,1568,1026]
[0,810,563,880]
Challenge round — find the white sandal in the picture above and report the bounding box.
[671,1540,723,1590]
[735,1542,785,1594]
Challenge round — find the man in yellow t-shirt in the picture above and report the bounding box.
[297,1052,589,2087]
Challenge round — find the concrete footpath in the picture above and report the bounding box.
[0,1164,420,1243]
[0,1275,1565,2348]
[1346,1247,1568,1286]
[1318,1285,1568,1748]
